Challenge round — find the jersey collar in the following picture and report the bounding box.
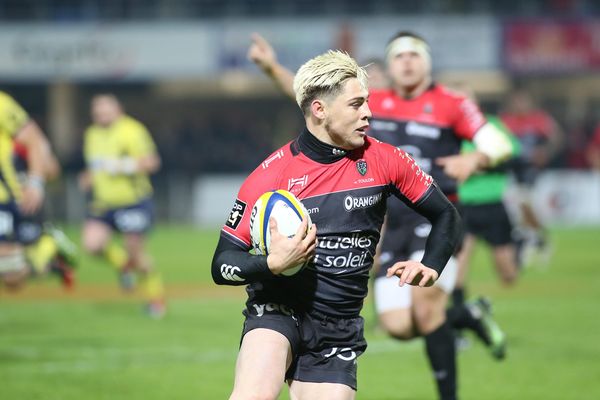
[293,127,348,164]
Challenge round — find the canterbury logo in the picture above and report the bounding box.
[220,264,244,282]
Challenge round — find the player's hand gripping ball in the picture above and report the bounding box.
[250,190,312,276]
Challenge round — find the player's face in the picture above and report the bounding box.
[509,92,534,114]
[387,51,429,89]
[91,96,121,127]
[323,78,371,150]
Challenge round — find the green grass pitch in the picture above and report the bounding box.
[1,226,599,399]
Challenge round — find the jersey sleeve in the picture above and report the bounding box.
[127,121,157,157]
[381,142,434,204]
[452,96,487,140]
[221,150,286,249]
[536,111,557,138]
[83,128,93,163]
[0,92,29,138]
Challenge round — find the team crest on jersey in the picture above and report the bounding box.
[226,199,246,230]
[423,102,433,114]
[356,159,367,176]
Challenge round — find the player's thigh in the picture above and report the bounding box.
[82,219,112,252]
[374,275,414,339]
[0,206,28,287]
[230,328,292,400]
[289,381,355,400]
[456,233,476,286]
[412,252,455,334]
[0,242,28,287]
[412,285,450,334]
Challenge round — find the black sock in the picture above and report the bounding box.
[447,305,491,346]
[424,322,457,400]
[452,287,465,307]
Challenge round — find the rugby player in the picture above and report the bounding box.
[0,91,75,288]
[248,31,512,400]
[212,50,462,400]
[79,94,165,317]
[500,88,563,265]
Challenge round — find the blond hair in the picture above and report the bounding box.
[293,50,368,115]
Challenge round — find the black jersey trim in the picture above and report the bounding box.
[296,127,348,164]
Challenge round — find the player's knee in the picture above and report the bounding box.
[0,251,29,289]
[379,313,415,340]
[82,237,105,255]
[413,303,446,335]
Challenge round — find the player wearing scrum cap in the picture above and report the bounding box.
[248,31,512,400]
[213,50,461,400]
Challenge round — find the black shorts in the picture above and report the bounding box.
[509,157,539,186]
[462,202,513,246]
[241,300,367,390]
[375,207,431,279]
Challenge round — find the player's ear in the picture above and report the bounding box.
[310,99,326,120]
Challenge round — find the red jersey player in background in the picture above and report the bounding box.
[500,88,563,265]
[248,31,512,400]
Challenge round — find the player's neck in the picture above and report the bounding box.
[306,120,341,149]
[393,76,432,99]
[296,126,348,164]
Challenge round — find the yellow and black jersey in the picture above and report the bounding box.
[0,91,28,203]
[84,115,157,211]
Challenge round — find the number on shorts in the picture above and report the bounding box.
[114,209,149,232]
[0,211,14,236]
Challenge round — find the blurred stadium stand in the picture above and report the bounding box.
[1,0,600,225]
[1,0,600,20]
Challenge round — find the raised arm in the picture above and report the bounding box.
[247,33,296,100]
[14,121,49,214]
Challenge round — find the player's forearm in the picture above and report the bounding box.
[136,154,161,174]
[17,121,48,181]
[211,235,275,286]
[265,63,296,101]
[473,122,513,166]
[411,184,462,274]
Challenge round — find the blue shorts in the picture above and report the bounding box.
[0,202,43,244]
[87,198,154,234]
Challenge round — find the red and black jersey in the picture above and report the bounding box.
[221,128,433,317]
[368,84,486,197]
[500,110,555,159]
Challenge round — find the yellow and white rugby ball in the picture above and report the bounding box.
[250,189,312,276]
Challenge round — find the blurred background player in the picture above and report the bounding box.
[248,31,512,400]
[0,90,76,289]
[446,82,522,354]
[500,88,564,265]
[363,58,390,89]
[13,133,79,289]
[79,93,165,318]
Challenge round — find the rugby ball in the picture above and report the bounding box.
[250,189,312,276]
